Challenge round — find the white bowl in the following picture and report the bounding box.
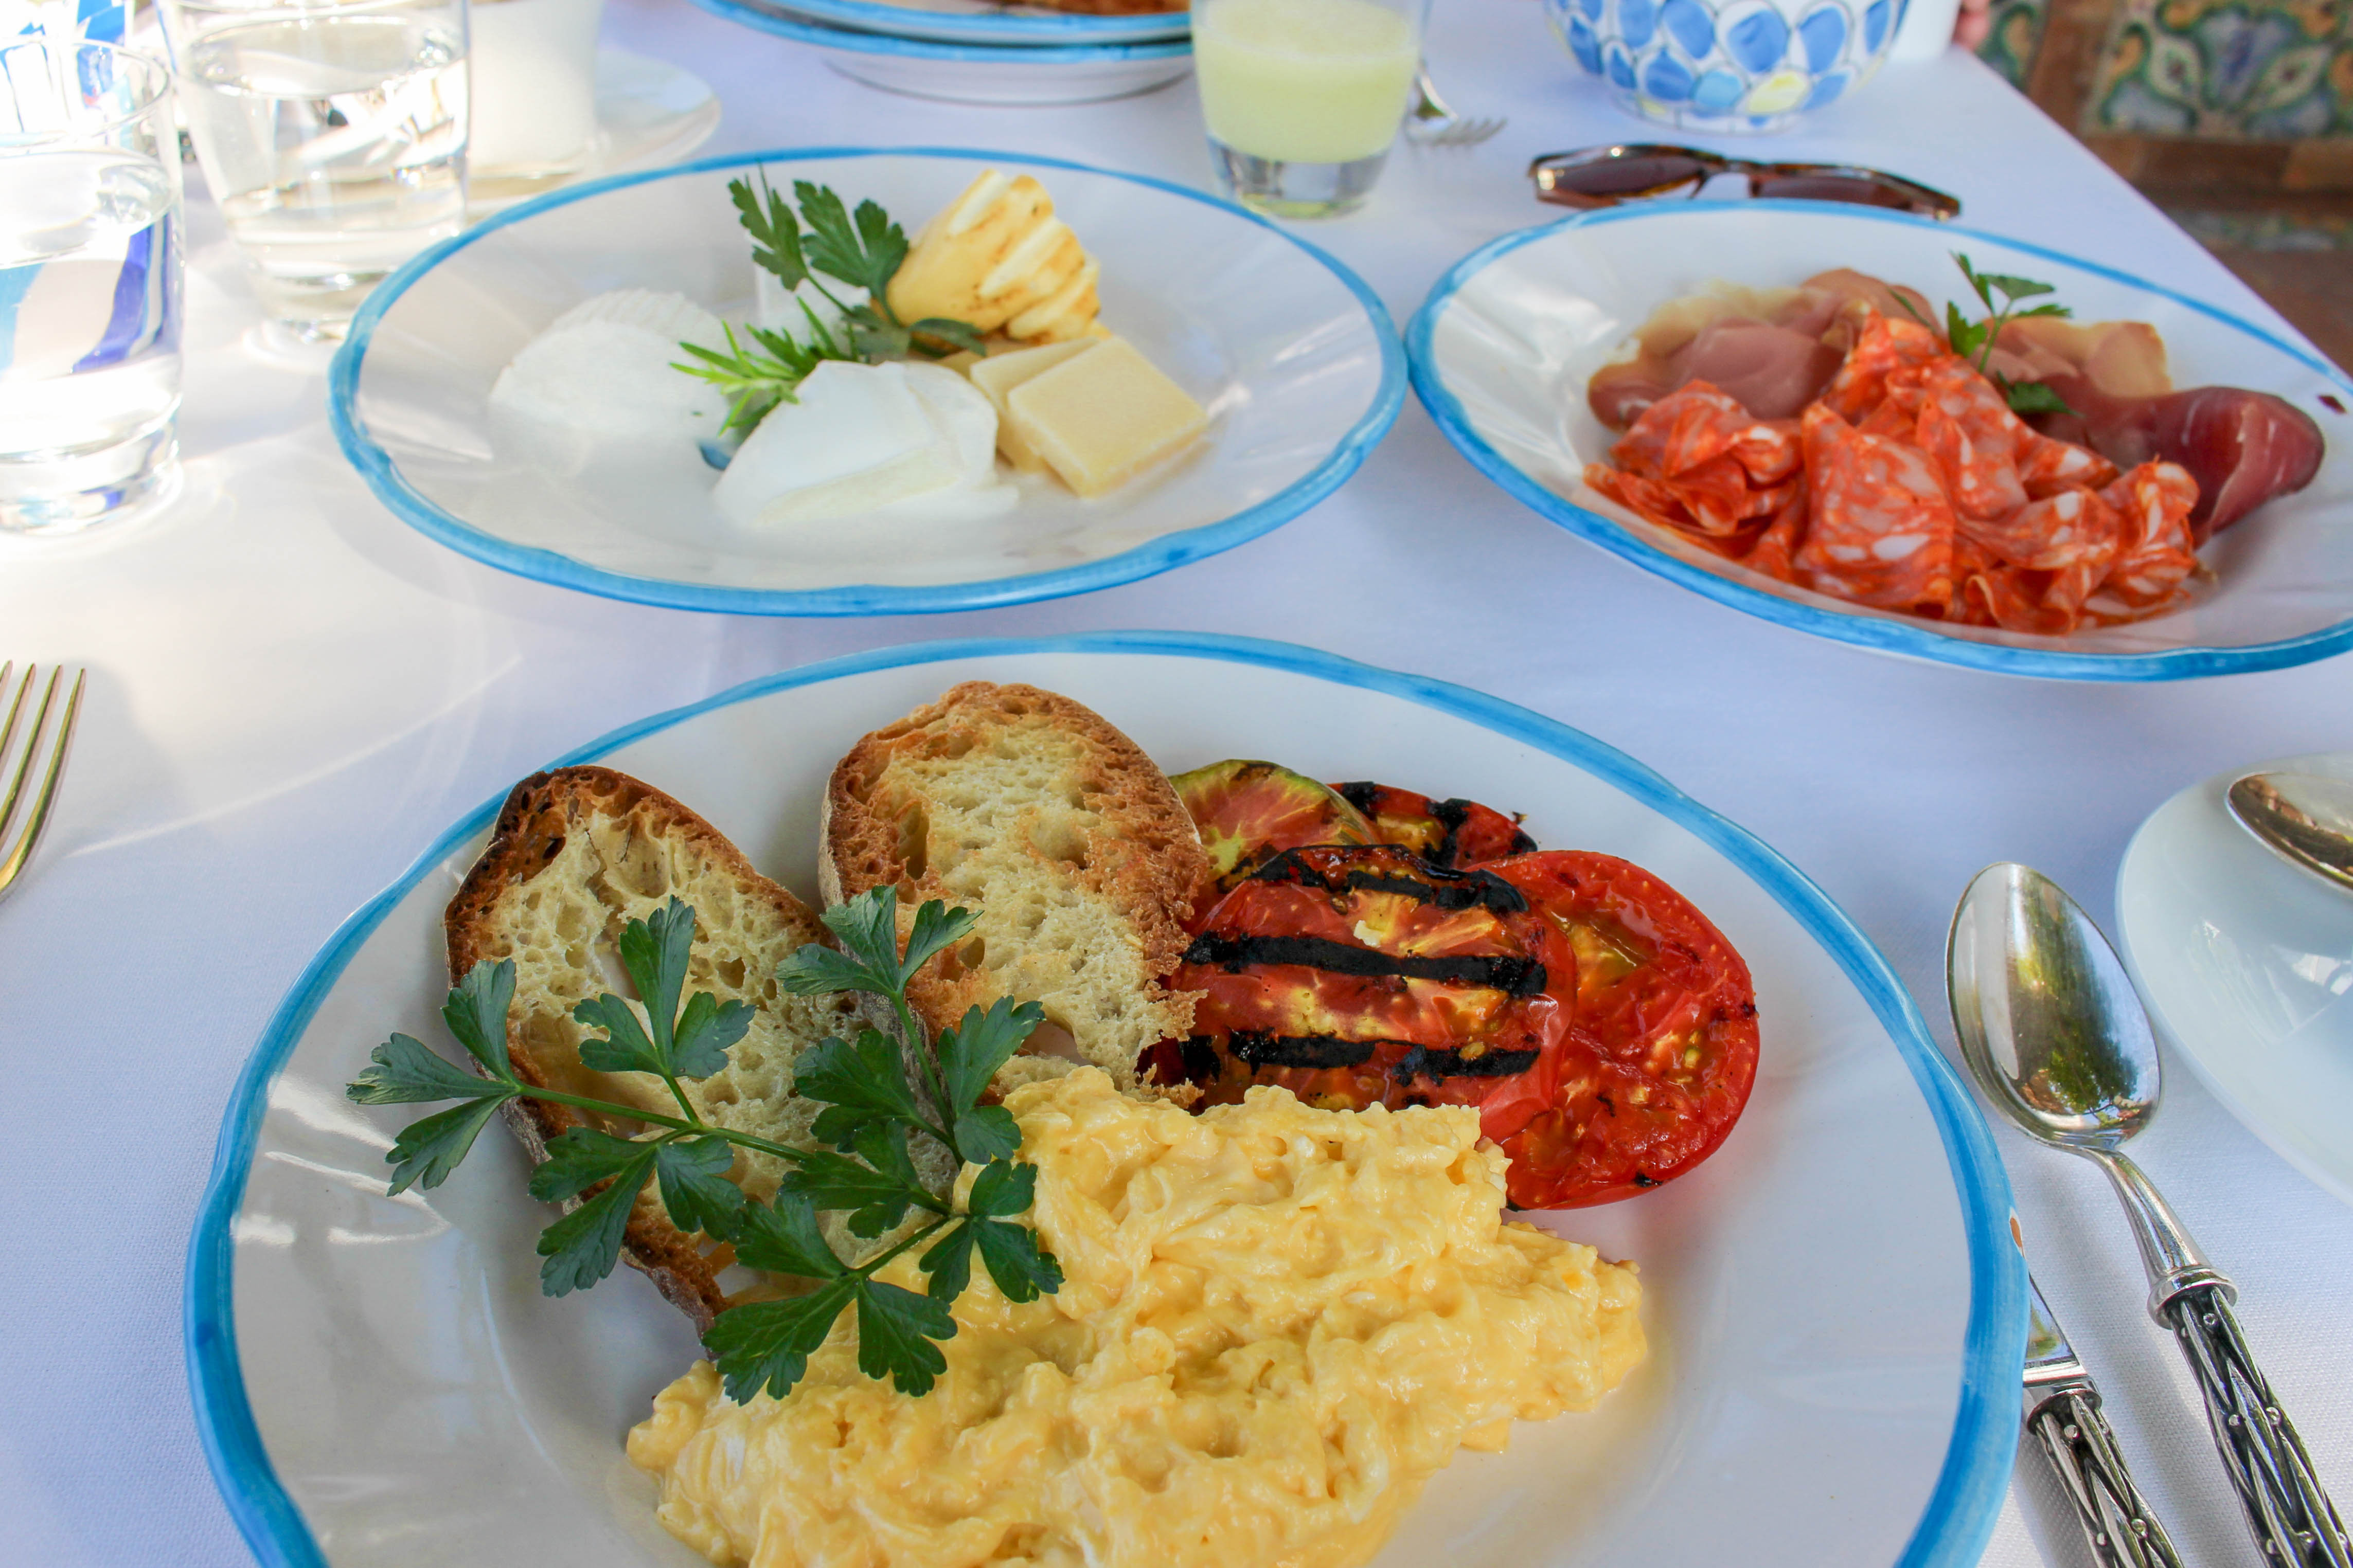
[330,150,1400,614]
[1410,200,2353,681]
[2116,751,2353,1209]
[187,633,2023,1568]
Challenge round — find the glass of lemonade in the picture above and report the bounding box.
[1193,0,1427,219]
[158,0,469,344]
[0,40,185,533]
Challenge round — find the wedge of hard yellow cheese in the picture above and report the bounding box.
[961,335,1206,498]
[887,169,1100,345]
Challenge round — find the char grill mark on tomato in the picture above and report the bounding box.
[1163,844,1578,1128]
[1183,931,1547,994]
[1331,782,1538,869]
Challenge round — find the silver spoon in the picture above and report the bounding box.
[1947,863,2349,1568]
[2227,770,2353,895]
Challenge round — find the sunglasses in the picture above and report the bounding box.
[1528,144,1962,221]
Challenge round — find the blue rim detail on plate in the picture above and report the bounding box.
[1406,199,2353,682]
[720,0,1187,47]
[685,0,1191,58]
[184,630,2024,1568]
[329,148,1398,618]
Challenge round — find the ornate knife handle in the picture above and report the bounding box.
[2027,1384,2186,1568]
[2163,1284,2351,1568]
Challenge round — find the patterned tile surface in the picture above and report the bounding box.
[2088,0,2351,135]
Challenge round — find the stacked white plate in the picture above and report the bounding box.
[685,0,1192,104]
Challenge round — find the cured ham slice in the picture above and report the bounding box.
[2148,387,2324,542]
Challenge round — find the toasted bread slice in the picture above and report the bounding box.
[820,683,1214,1097]
[447,766,950,1329]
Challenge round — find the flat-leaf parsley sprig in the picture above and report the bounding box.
[1895,252,2077,418]
[345,886,1062,1403]
[669,173,986,427]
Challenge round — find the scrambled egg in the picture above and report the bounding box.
[629,1068,1645,1568]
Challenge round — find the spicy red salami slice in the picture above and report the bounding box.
[1793,404,1957,611]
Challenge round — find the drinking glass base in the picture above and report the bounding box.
[0,424,182,535]
[1208,140,1389,219]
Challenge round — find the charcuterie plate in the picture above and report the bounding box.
[1409,201,2353,681]
[736,0,1188,47]
[187,634,2022,1568]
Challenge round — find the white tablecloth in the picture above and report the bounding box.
[6,3,2348,1562]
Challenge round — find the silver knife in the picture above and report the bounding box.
[2024,1271,2185,1568]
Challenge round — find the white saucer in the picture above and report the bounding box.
[469,48,722,214]
[2116,751,2353,1207]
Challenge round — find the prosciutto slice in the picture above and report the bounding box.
[2032,378,2324,542]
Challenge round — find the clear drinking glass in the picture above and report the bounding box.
[158,0,469,344]
[0,40,185,533]
[1193,0,1427,219]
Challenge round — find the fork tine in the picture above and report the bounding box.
[0,663,40,842]
[0,666,83,902]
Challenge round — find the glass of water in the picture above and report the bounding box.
[1193,0,1428,219]
[158,0,469,344]
[0,40,184,533]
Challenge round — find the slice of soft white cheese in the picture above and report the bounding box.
[712,359,1017,532]
[489,289,729,449]
[879,363,1017,524]
[714,360,953,527]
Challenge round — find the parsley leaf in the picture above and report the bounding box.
[383,1097,512,1195]
[974,1217,1062,1303]
[535,1142,658,1295]
[855,1280,954,1395]
[528,1125,652,1202]
[796,182,909,299]
[920,1220,976,1303]
[1997,375,2077,418]
[733,1191,847,1279]
[965,1157,1037,1219]
[671,989,754,1082]
[899,897,982,986]
[1937,254,2079,417]
[442,960,521,1080]
[349,1031,515,1104]
[782,1137,936,1237]
[572,992,661,1077]
[656,1136,748,1239]
[729,173,809,292]
[794,1027,925,1148]
[704,1277,858,1403]
[936,998,1042,1116]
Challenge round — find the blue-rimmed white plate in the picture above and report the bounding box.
[727,0,1187,48]
[330,150,1395,616]
[1408,201,2353,681]
[187,632,2023,1568]
[683,0,1192,102]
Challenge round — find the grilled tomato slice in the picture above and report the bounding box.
[1330,781,1537,869]
[1484,851,1759,1207]
[1172,759,1377,899]
[1161,844,1578,1139]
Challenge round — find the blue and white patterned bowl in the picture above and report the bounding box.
[1541,0,1904,131]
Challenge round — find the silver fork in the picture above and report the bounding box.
[0,662,86,904]
[1404,64,1506,148]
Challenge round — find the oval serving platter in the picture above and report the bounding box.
[1409,201,2353,681]
[188,632,2023,1568]
[330,150,1398,616]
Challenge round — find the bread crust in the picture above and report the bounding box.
[822,682,1213,1090]
[447,766,829,1331]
